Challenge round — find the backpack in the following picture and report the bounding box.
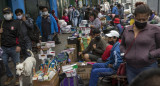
[27,23,40,43]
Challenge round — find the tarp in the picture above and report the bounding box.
[49,0,58,17]
[11,0,25,19]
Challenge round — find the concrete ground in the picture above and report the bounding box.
[1,33,112,86]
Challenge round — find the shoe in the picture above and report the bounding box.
[14,77,20,86]
[4,76,14,85]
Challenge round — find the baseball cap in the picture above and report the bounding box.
[3,7,12,14]
[105,30,120,38]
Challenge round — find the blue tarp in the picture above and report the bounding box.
[11,0,25,19]
[49,0,58,17]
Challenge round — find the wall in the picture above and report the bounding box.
[0,0,8,19]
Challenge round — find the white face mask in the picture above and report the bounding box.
[16,15,23,20]
[4,14,12,20]
[42,11,48,16]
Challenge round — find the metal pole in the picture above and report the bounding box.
[131,0,133,13]
[158,0,159,15]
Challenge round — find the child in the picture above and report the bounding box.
[62,12,69,23]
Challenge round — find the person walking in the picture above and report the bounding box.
[120,4,160,84]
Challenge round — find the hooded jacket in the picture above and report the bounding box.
[36,14,58,36]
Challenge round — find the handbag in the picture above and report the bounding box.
[117,30,140,76]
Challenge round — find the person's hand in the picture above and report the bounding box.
[79,52,82,56]
[108,64,113,68]
[90,25,94,28]
[22,15,26,21]
[0,28,3,34]
[93,44,96,49]
[16,46,21,52]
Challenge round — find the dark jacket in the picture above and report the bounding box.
[0,19,21,47]
[120,24,160,68]
[19,19,33,44]
[82,38,106,56]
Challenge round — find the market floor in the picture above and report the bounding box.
[1,33,111,86]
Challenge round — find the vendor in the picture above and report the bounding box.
[79,29,106,62]
[89,12,101,36]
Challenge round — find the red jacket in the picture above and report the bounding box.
[62,16,69,22]
[101,45,113,61]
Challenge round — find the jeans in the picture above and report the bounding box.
[97,58,106,63]
[1,46,20,77]
[89,63,116,86]
[42,34,53,42]
[126,62,158,84]
[72,18,78,27]
[20,38,32,59]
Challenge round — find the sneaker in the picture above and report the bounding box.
[14,77,20,86]
[4,76,14,85]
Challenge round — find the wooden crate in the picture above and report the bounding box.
[33,72,59,86]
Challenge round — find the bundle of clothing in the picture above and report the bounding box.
[58,20,71,33]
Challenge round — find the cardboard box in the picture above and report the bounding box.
[33,72,59,86]
[65,44,77,61]
[76,62,94,79]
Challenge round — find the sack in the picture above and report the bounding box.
[117,63,126,76]
[27,24,40,43]
[59,73,67,83]
[60,76,78,86]
[52,34,61,44]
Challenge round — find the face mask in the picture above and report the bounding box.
[42,11,48,16]
[108,41,114,45]
[16,15,23,20]
[95,36,101,41]
[135,21,147,29]
[3,14,12,20]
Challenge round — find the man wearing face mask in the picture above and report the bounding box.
[88,30,123,86]
[36,6,58,42]
[97,32,114,63]
[0,7,22,86]
[79,29,106,62]
[15,9,33,59]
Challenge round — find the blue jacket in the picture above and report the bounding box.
[36,14,58,36]
[105,42,123,70]
[112,6,119,15]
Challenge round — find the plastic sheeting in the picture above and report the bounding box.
[49,0,58,17]
[11,0,25,19]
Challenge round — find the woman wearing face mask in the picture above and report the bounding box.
[120,4,160,84]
